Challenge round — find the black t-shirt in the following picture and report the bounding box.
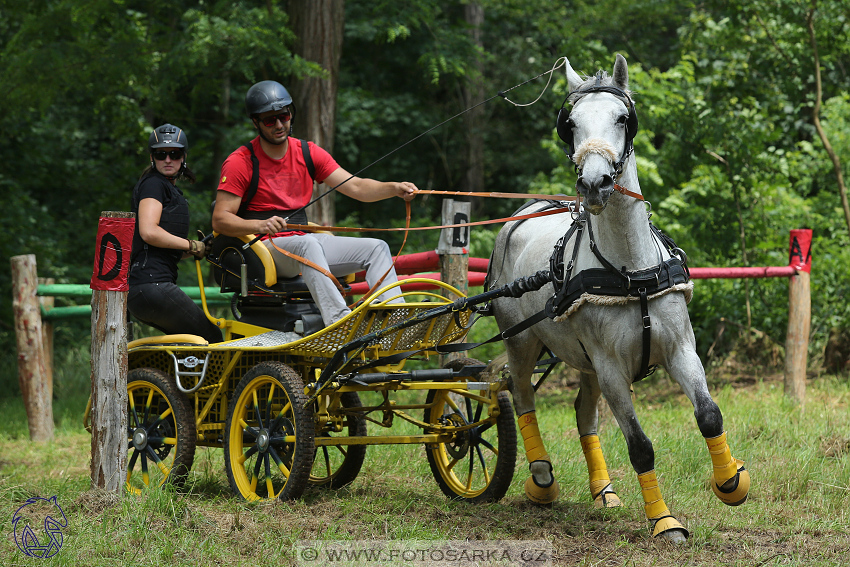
[129,171,190,286]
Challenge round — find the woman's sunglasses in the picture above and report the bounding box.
[260,111,292,127]
[152,149,184,161]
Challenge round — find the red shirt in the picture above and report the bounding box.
[217,137,339,237]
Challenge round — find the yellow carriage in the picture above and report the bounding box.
[89,234,517,503]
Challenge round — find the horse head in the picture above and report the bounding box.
[557,54,637,215]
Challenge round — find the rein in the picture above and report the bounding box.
[614,184,643,201]
[265,202,574,235]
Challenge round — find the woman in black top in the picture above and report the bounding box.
[127,124,222,344]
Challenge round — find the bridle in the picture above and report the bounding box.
[555,73,638,183]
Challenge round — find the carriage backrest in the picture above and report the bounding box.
[208,233,277,292]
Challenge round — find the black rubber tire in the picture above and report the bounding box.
[310,391,368,489]
[425,358,517,503]
[126,368,196,493]
[224,361,315,501]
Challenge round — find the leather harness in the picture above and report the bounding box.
[479,200,691,384]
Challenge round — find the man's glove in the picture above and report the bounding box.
[187,239,207,258]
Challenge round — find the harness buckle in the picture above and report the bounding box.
[643,315,651,329]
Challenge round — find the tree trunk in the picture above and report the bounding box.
[462,3,485,197]
[289,0,345,227]
[11,255,54,442]
[807,1,850,236]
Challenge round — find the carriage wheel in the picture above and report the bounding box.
[224,361,315,501]
[425,358,517,503]
[126,368,196,494]
[310,391,368,489]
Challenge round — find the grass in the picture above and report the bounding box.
[2,367,850,566]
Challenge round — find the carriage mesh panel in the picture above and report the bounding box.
[127,305,472,425]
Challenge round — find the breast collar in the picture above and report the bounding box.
[546,210,690,319]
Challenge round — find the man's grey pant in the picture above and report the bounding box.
[265,233,403,326]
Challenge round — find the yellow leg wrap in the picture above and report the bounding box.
[707,432,750,506]
[518,412,548,463]
[518,413,559,504]
[706,431,737,484]
[580,435,622,508]
[637,470,689,539]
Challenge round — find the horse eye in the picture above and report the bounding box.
[616,115,628,125]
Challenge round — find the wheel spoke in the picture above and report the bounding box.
[251,390,263,429]
[478,438,497,454]
[265,383,276,428]
[473,399,483,423]
[321,446,332,477]
[267,401,292,434]
[144,388,154,424]
[475,445,491,484]
[269,446,291,477]
[477,421,494,435]
[264,453,274,496]
[237,444,258,465]
[140,451,150,486]
[127,448,140,471]
[252,453,263,482]
[146,446,170,476]
[129,396,141,429]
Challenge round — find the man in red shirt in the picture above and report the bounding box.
[212,80,417,327]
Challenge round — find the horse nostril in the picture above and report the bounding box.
[576,177,590,194]
[599,174,614,192]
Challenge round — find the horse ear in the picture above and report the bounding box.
[613,53,629,90]
[565,58,583,93]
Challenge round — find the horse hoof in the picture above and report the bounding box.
[711,460,750,506]
[592,485,622,509]
[650,516,689,543]
[524,476,560,504]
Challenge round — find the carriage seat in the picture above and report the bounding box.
[207,233,312,296]
[207,231,354,296]
[206,232,351,335]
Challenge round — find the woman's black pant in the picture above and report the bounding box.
[128,281,222,344]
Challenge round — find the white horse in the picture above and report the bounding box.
[489,54,749,543]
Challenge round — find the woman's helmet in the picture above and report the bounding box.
[245,80,294,117]
[148,123,188,153]
[148,124,188,178]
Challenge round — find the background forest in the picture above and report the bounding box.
[2,0,849,398]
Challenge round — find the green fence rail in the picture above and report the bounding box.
[37,284,232,320]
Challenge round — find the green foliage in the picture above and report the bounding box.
[2,0,850,394]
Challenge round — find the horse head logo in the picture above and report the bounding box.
[12,495,68,558]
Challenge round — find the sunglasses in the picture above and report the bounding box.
[152,149,184,161]
[259,111,292,127]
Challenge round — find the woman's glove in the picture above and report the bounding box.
[187,239,207,258]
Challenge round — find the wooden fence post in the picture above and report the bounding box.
[89,211,134,491]
[438,199,471,365]
[784,229,812,404]
[11,255,54,442]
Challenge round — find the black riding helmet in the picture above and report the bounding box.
[149,123,188,151]
[245,80,296,119]
[148,123,188,177]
